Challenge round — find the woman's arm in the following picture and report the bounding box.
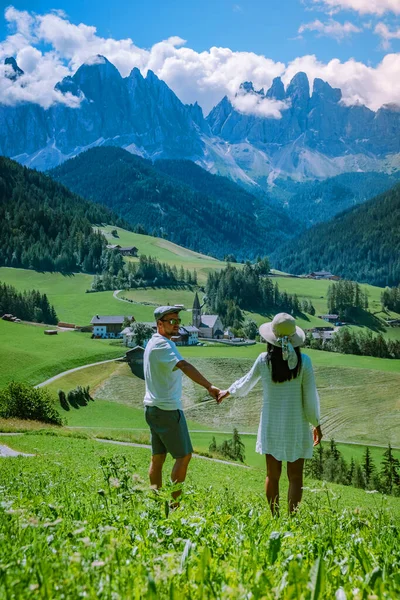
[218,354,263,403]
[301,356,321,427]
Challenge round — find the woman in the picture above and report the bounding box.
[218,313,322,515]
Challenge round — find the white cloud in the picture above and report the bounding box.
[232,92,289,118]
[1,6,400,114]
[375,22,400,49]
[309,0,400,16]
[298,19,362,40]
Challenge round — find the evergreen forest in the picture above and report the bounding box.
[0,157,126,273]
[272,183,400,286]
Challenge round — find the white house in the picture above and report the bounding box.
[91,315,134,339]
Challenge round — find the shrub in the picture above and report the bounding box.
[0,382,63,425]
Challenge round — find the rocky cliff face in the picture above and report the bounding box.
[1,56,400,182]
[0,55,204,170]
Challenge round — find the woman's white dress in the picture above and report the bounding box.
[228,352,320,462]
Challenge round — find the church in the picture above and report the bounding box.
[192,292,224,339]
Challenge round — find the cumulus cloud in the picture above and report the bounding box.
[309,0,400,16]
[298,19,362,40]
[1,6,400,114]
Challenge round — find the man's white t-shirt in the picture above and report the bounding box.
[143,333,184,410]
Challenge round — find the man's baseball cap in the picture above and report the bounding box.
[154,305,185,321]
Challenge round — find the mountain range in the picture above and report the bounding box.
[2,54,400,194]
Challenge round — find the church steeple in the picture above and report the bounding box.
[192,292,201,328]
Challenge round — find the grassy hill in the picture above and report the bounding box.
[1,433,400,597]
[0,319,125,389]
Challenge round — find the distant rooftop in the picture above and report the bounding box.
[91,315,133,325]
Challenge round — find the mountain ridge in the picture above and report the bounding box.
[1,55,400,189]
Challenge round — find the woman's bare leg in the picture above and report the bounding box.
[265,454,282,516]
[287,458,304,513]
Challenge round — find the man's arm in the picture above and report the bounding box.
[175,360,220,399]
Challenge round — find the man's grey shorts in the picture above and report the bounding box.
[145,406,193,459]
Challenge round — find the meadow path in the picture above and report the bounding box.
[0,433,249,466]
[34,358,120,389]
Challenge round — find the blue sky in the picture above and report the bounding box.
[0,0,395,65]
[1,0,400,113]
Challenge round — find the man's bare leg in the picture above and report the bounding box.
[171,453,192,503]
[149,453,166,489]
[287,458,304,513]
[266,454,282,516]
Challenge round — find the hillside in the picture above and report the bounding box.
[272,182,400,286]
[49,147,297,260]
[0,156,126,273]
[269,170,400,226]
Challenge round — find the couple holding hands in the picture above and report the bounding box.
[143,305,322,515]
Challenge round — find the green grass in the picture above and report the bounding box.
[0,267,156,325]
[42,355,400,451]
[100,225,227,284]
[1,434,400,598]
[0,320,125,389]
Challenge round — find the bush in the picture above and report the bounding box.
[0,382,63,425]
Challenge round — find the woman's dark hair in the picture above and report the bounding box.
[266,343,302,383]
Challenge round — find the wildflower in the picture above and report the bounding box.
[91,560,105,567]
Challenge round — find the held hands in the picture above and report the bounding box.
[207,385,220,400]
[313,425,323,446]
[217,389,230,404]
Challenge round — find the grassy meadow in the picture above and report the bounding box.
[1,433,400,598]
[100,225,227,285]
[0,320,125,389]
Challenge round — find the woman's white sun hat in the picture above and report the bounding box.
[259,313,305,348]
[259,313,305,370]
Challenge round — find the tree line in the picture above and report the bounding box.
[305,327,400,359]
[381,284,400,313]
[205,262,313,327]
[327,280,368,320]
[0,282,58,324]
[306,439,400,497]
[91,254,198,291]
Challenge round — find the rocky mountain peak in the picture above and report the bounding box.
[4,57,24,81]
[312,78,341,103]
[286,72,310,102]
[266,77,285,101]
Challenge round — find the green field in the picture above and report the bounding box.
[1,433,400,598]
[100,225,227,285]
[0,320,125,389]
[39,353,400,451]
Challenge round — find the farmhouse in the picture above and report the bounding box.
[192,292,224,339]
[91,315,134,339]
[106,244,138,257]
[306,271,340,280]
[319,314,339,323]
[172,325,199,346]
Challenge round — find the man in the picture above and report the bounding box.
[144,305,220,502]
